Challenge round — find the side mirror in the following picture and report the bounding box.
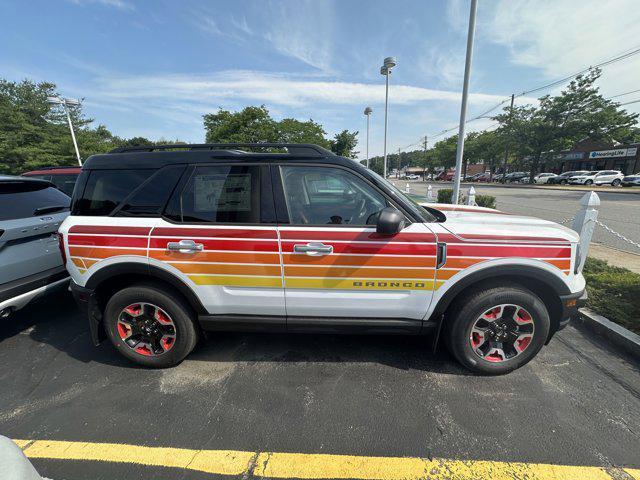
[376,207,405,235]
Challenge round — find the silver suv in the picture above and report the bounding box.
[0,176,70,317]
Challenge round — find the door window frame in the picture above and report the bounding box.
[161,163,277,225]
[272,163,413,227]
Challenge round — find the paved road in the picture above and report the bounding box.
[394,182,640,255]
[1,294,639,479]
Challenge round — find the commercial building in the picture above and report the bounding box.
[550,139,639,174]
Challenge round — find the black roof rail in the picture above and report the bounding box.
[26,165,80,170]
[108,143,336,157]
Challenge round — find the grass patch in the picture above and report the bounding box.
[583,257,640,335]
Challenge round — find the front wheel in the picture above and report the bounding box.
[584,180,593,185]
[445,286,550,375]
[612,179,621,187]
[104,284,199,368]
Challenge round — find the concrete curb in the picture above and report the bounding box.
[576,308,640,357]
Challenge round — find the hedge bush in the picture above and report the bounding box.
[437,188,496,209]
[583,257,640,335]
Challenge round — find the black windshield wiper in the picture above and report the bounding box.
[33,205,70,215]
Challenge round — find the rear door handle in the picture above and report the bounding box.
[293,242,333,256]
[167,239,203,253]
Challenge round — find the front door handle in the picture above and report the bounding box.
[293,242,333,256]
[167,239,204,253]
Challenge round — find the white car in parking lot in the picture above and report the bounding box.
[568,170,624,186]
[533,173,557,184]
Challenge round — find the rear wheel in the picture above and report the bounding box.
[104,285,199,367]
[445,286,550,375]
[612,178,621,187]
[584,179,593,185]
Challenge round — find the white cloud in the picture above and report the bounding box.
[93,70,522,108]
[68,0,133,10]
[482,0,640,112]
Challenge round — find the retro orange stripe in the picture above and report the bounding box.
[70,257,86,269]
[545,259,571,269]
[170,263,282,276]
[149,251,281,264]
[436,269,461,280]
[68,246,147,259]
[284,265,435,279]
[283,254,436,268]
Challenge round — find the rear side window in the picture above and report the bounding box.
[0,183,70,221]
[50,174,78,196]
[164,165,261,223]
[115,165,186,217]
[73,169,155,216]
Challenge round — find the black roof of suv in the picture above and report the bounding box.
[83,143,346,170]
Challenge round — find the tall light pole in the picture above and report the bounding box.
[48,96,82,166]
[380,56,396,179]
[451,0,477,204]
[364,107,372,169]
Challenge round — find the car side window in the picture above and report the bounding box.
[280,165,387,225]
[164,165,261,223]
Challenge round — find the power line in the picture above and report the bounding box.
[619,98,640,106]
[608,88,640,99]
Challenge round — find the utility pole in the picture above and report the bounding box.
[501,93,515,183]
[423,135,428,179]
[451,0,478,204]
[397,148,401,178]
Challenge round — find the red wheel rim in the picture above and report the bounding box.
[117,303,176,356]
[469,304,535,363]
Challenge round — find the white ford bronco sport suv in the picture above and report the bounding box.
[59,143,587,375]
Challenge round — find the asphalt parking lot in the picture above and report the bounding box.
[395,181,640,255]
[1,292,639,479]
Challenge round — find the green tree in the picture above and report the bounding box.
[330,129,359,158]
[203,105,279,144]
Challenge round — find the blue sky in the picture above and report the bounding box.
[1,0,639,160]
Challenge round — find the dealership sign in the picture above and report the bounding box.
[589,147,637,159]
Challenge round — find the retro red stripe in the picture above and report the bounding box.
[151,227,277,239]
[149,237,279,252]
[281,241,437,256]
[68,225,152,235]
[446,244,571,258]
[280,230,436,243]
[67,235,148,248]
[436,233,570,244]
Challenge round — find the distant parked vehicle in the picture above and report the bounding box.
[547,170,589,185]
[533,173,557,184]
[492,173,504,182]
[621,173,640,187]
[406,174,420,180]
[569,170,624,186]
[0,176,70,318]
[436,170,455,181]
[504,172,528,183]
[22,166,81,197]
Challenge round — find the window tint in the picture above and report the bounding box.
[165,165,260,223]
[73,169,155,216]
[280,165,387,225]
[116,165,186,217]
[0,183,70,221]
[50,174,79,196]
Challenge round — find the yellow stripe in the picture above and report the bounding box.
[12,438,632,480]
[16,439,252,476]
[285,277,442,291]
[189,275,282,288]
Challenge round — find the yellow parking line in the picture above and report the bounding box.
[13,438,637,480]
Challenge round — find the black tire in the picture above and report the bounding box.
[444,286,550,375]
[559,179,567,185]
[104,284,199,368]
[612,179,621,187]
[584,179,593,185]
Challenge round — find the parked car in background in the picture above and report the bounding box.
[504,172,528,183]
[569,170,624,186]
[476,172,492,182]
[22,166,81,197]
[547,170,589,185]
[621,173,640,187]
[436,170,455,181]
[492,173,504,182]
[533,173,557,184]
[406,174,420,180]
[0,176,70,318]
